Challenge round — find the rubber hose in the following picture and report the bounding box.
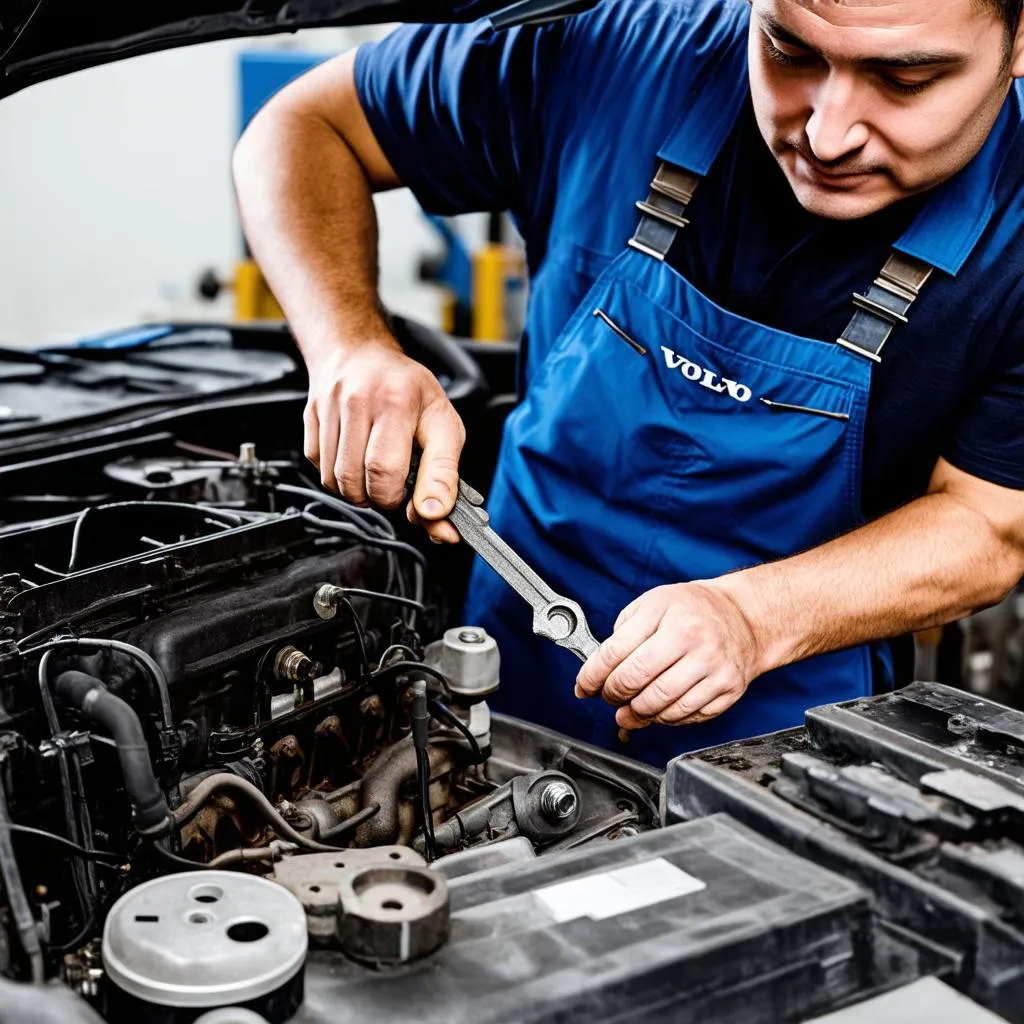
[54,671,169,834]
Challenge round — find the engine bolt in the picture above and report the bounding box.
[458,629,487,645]
[539,781,578,821]
[239,442,257,465]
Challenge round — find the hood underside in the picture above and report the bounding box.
[0,0,598,98]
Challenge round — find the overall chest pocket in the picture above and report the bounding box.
[511,273,864,561]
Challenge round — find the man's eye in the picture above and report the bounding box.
[763,34,816,68]
[882,74,936,97]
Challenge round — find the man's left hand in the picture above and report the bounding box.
[574,582,763,731]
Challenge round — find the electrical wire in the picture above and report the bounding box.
[66,507,91,573]
[55,913,97,955]
[299,511,428,571]
[150,841,207,872]
[0,0,49,66]
[371,660,452,699]
[69,752,100,901]
[336,587,425,616]
[374,644,422,672]
[337,597,370,675]
[0,780,43,982]
[300,512,425,624]
[414,744,437,862]
[277,484,395,537]
[429,699,485,764]
[2,824,124,864]
[61,501,245,575]
[207,842,296,868]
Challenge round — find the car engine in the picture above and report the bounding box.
[0,420,661,1021]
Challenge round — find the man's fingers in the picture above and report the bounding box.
[575,605,661,698]
[650,677,722,724]
[614,704,654,733]
[406,500,461,544]
[627,659,708,719]
[317,403,341,493]
[334,400,371,505]
[614,597,643,632]
[614,681,734,731]
[364,412,417,509]
[673,691,738,726]
[600,632,686,707]
[303,404,321,469]
[413,406,464,521]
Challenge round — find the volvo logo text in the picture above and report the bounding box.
[660,347,752,403]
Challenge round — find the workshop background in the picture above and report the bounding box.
[0,26,502,347]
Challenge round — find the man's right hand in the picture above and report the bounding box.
[303,341,465,544]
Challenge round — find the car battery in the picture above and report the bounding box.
[665,682,1024,1022]
[297,813,938,1024]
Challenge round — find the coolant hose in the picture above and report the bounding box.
[54,671,170,835]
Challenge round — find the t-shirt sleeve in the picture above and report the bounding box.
[353,19,563,224]
[352,0,746,253]
[945,290,1024,490]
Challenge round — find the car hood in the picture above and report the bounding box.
[0,0,598,98]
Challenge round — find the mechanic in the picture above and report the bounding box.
[233,0,1024,766]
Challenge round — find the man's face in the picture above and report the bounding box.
[748,0,1024,220]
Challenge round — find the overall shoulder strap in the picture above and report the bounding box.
[627,23,750,261]
[839,91,1021,363]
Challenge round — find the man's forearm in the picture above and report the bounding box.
[231,54,467,519]
[715,486,1024,676]
[232,76,395,363]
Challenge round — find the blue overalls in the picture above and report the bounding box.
[464,33,1011,768]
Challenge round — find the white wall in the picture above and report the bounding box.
[0,28,445,348]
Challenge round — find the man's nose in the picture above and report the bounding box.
[804,70,870,164]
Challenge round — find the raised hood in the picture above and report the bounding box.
[0,0,598,98]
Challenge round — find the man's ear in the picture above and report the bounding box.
[1011,16,1024,77]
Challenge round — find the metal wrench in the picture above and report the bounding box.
[445,479,601,663]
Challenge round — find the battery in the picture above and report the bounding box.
[664,681,1024,1021]
[297,813,924,1024]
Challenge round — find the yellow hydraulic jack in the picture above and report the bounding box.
[422,211,526,342]
[471,238,526,342]
[201,212,525,336]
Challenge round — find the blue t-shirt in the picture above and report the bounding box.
[354,0,1024,519]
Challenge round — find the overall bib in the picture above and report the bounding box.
[464,40,1007,767]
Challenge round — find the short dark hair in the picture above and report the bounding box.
[988,0,1024,37]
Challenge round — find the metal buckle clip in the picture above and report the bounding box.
[851,292,909,326]
[635,200,690,231]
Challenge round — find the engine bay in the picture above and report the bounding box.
[5,325,1015,1024]
[0,368,661,1019]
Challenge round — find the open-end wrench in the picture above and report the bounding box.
[445,479,601,663]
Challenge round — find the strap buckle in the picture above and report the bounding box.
[837,252,935,363]
[629,162,702,261]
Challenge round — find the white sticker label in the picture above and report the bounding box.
[534,857,706,923]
